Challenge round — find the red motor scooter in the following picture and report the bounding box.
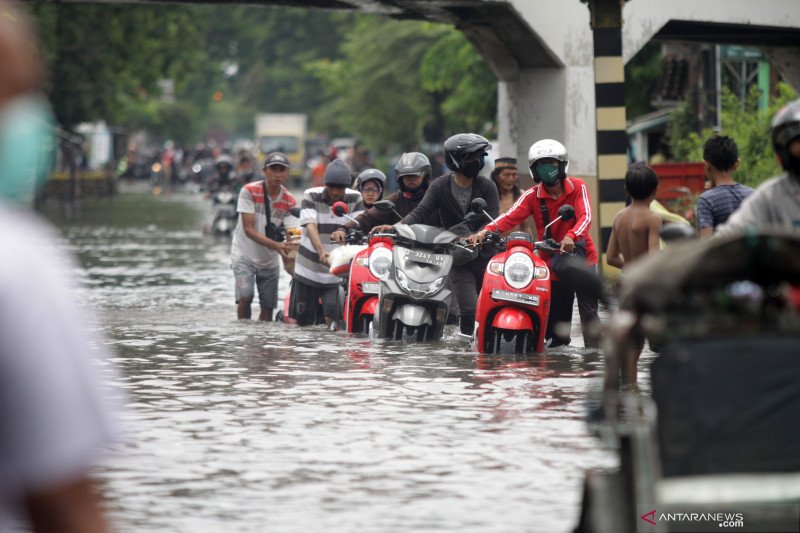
[472,202,575,354]
[330,202,394,334]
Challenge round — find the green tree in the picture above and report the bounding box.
[668,83,797,187]
[30,4,206,131]
[625,42,662,120]
[308,16,496,154]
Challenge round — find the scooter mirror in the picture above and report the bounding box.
[660,223,695,242]
[332,201,348,217]
[289,207,301,218]
[557,205,575,222]
[373,200,396,212]
[470,198,487,214]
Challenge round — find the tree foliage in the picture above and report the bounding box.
[30,4,206,130]
[624,42,662,120]
[27,4,497,155]
[668,82,797,187]
[308,16,497,153]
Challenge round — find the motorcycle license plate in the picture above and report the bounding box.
[491,289,539,306]
[361,282,380,294]
[407,250,444,266]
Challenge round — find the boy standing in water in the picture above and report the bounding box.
[606,162,662,380]
[606,162,662,271]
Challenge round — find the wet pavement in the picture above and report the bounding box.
[43,188,629,532]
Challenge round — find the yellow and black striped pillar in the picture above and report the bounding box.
[586,0,628,257]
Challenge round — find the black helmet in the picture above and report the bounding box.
[394,152,432,193]
[444,133,491,178]
[215,154,234,172]
[771,99,800,174]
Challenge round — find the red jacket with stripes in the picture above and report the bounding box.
[485,177,598,266]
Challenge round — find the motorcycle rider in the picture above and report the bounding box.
[373,134,500,335]
[206,154,238,193]
[331,152,438,241]
[718,98,800,235]
[354,168,385,209]
[468,139,600,348]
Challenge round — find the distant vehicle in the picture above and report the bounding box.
[255,113,307,186]
[330,137,356,154]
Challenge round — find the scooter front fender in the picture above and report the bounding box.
[491,307,534,331]
[392,304,433,327]
[360,296,378,317]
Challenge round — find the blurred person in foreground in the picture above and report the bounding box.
[717,99,800,235]
[0,2,118,531]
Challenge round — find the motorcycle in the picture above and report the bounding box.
[472,201,576,354]
[329,201,394,334]
[371,202,480,342]
[210,189,238,237]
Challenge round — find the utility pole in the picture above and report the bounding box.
[582,0,629,255]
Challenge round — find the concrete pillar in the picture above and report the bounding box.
[499,69,568,189]
[587,0,629,253]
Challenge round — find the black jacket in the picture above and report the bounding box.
[337,189,437,234]
[402,173,499,235]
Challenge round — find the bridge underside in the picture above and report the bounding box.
[55,0,561,80]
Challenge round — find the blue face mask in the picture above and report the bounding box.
[0,95,55,205]
[535,161,561,186]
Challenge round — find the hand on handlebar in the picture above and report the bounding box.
[560,235,575,254]
[467,229,488,246]
[331,230,347,243]
[370,224,395,235]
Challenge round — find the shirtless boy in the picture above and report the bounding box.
[606,162,661,271]
[606,162,662,381]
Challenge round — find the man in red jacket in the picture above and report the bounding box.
[469,139,600,348]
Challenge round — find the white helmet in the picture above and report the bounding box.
[528,139,568,184]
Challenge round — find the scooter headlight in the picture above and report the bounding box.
[504,252,534,289]
[395,269,445,299]
[368,247,393,280]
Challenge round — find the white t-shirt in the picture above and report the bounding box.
[231,182,299,269]
[0,204,118,531]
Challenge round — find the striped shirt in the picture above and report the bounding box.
[294,187,364,287]
[696,183,754,230]
[231,182,298,269]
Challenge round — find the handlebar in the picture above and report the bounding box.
[534,238,564,255]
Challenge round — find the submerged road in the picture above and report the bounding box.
[43,189,652,532]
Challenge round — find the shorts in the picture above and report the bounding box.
[232,258,280,310]
[289,277,343,326]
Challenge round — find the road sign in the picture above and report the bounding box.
[720,45,767,61]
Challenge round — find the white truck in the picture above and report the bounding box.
[255,113,307,184]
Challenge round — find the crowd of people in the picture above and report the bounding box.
[227,99,800,356]
[3,0,800,527]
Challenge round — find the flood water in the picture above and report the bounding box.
[43,189,629,533]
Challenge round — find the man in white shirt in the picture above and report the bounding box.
[231,151,299,320]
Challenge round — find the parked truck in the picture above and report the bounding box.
[255,113,307,185]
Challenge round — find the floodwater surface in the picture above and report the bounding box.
[45,189,629,533]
